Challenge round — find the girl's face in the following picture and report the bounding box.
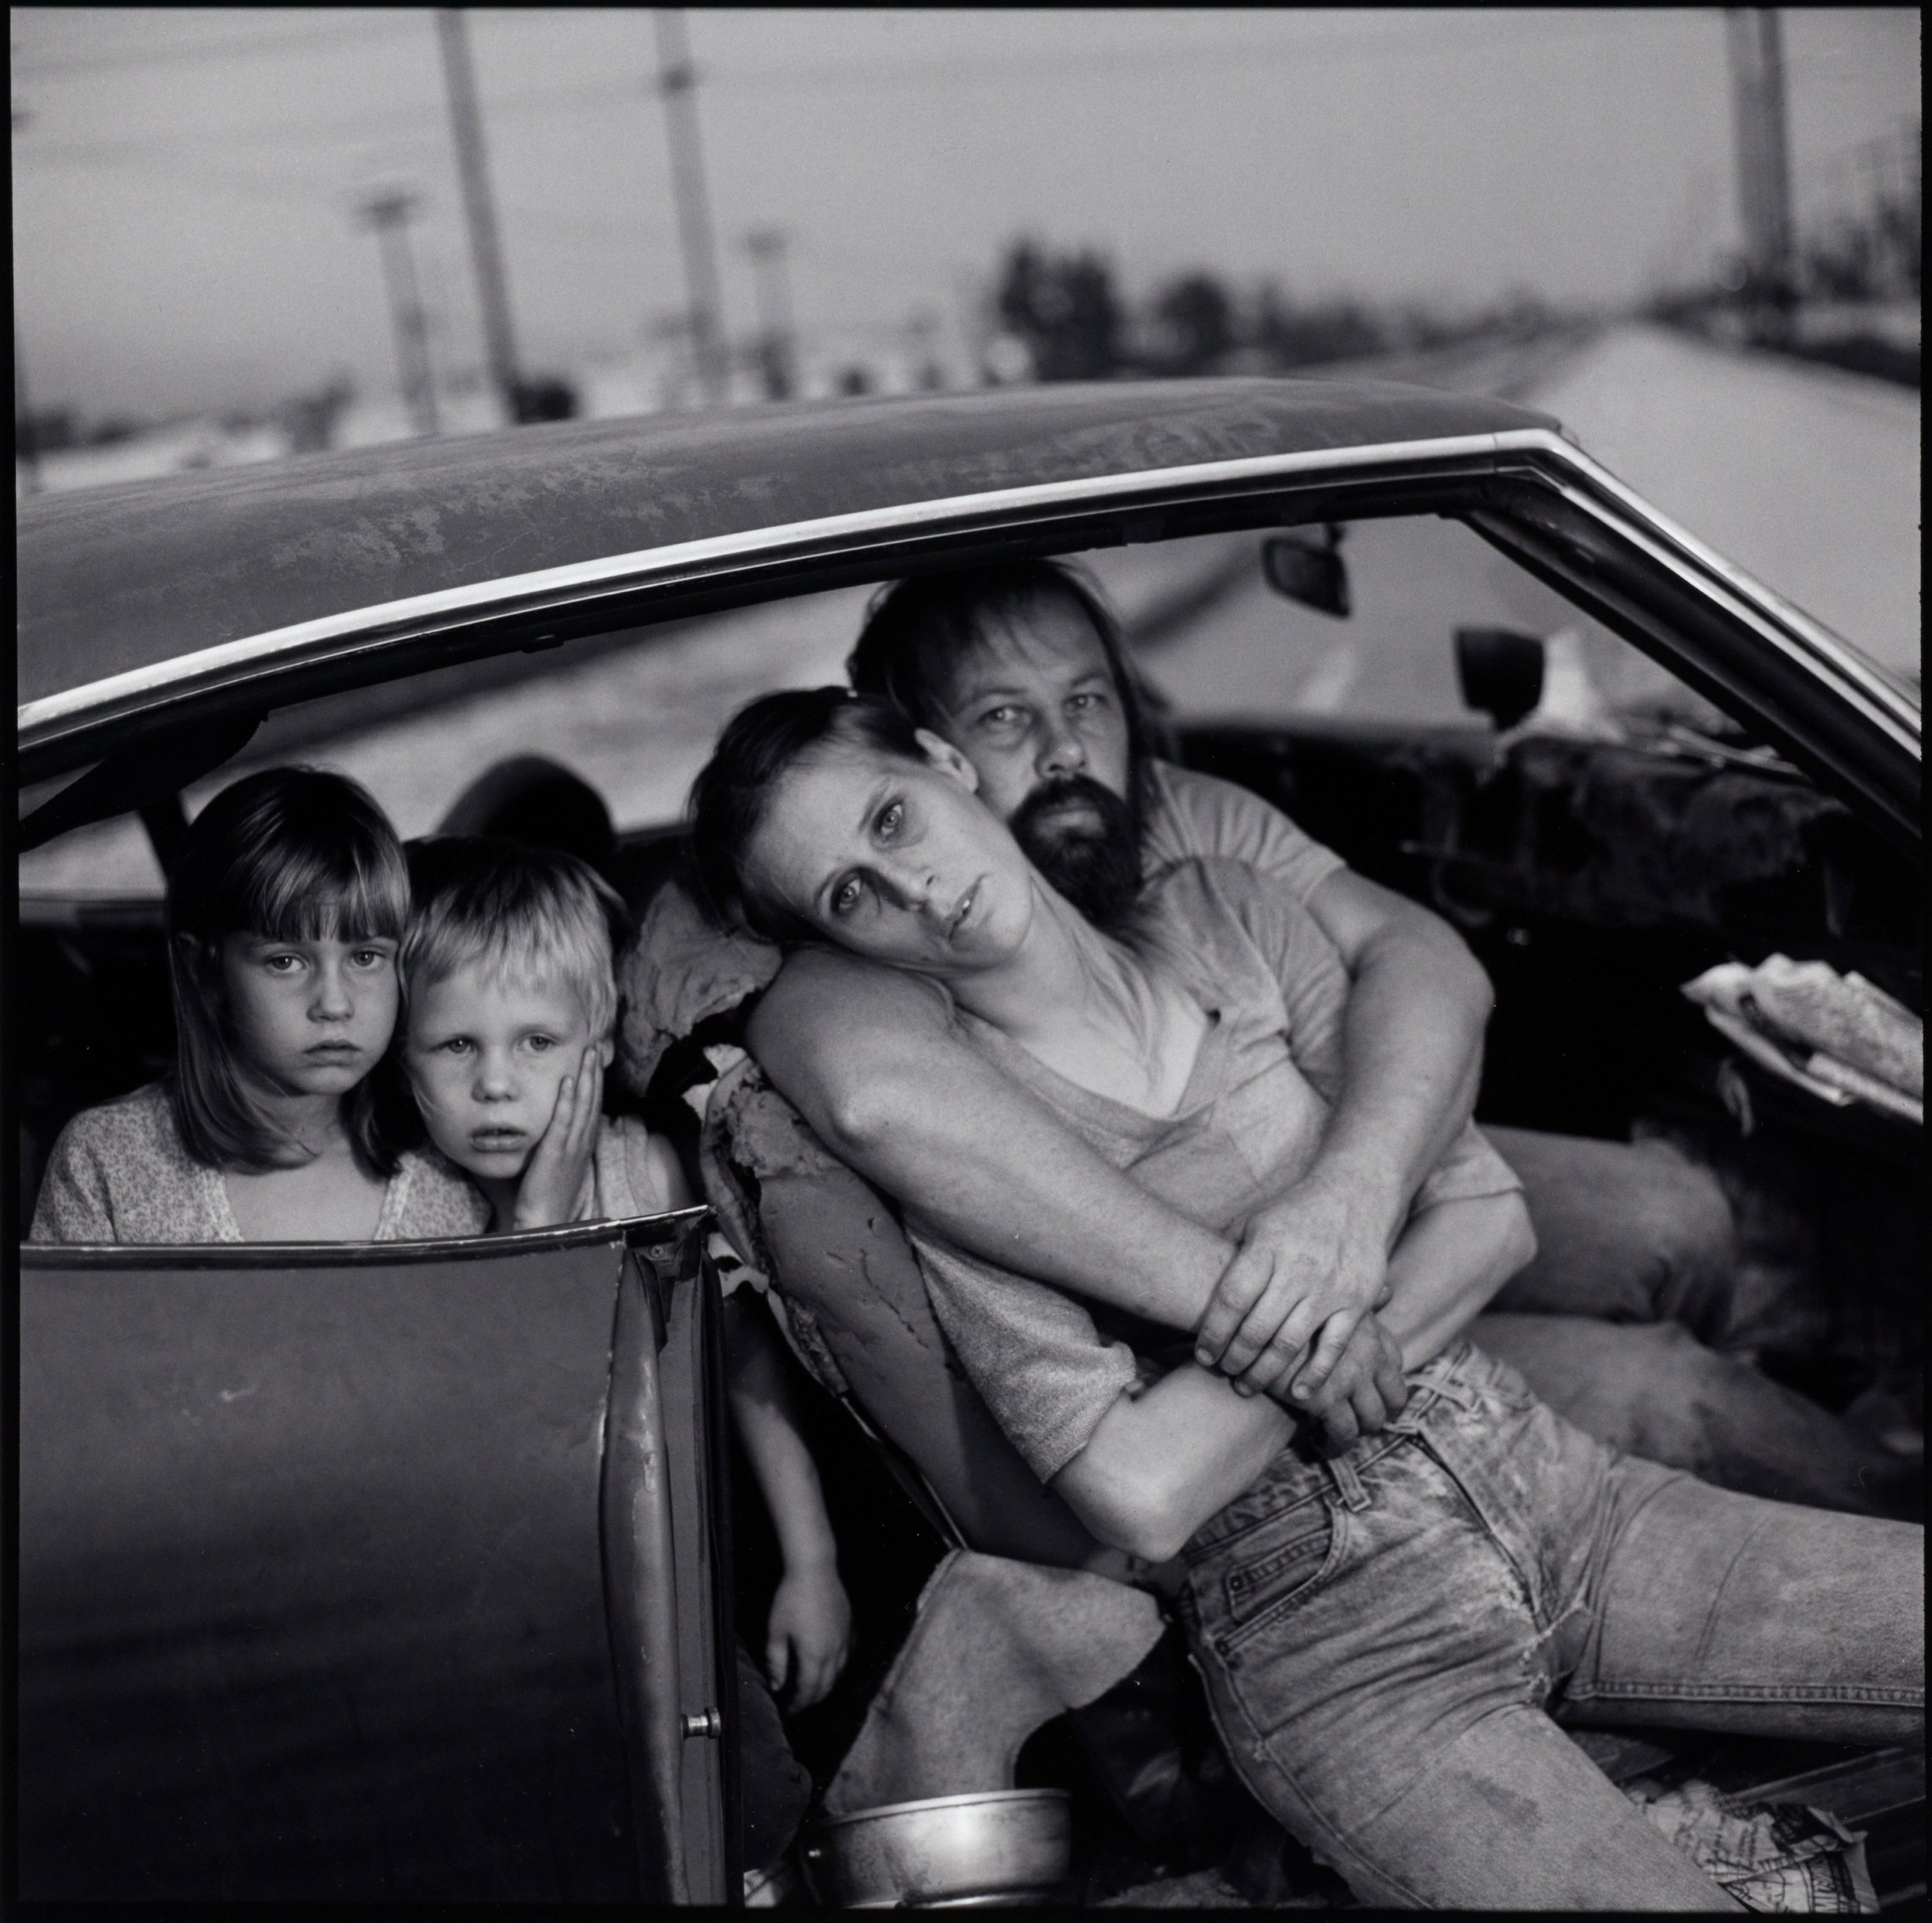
[216,929,400,1098]
[402,960,610,1181]
[743,732,1039,976]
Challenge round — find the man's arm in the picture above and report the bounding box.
[1305,870,1492,1216]
[1053,1186,1532,1561]
[1196,871,1492,1397]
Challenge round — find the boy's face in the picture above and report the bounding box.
[403,959,611,1181]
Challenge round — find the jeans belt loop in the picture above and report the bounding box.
[1326,1452,1372,1512]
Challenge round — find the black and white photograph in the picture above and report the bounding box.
[12,6,1923,1909]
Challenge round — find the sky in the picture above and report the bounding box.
[11,8,1922,420]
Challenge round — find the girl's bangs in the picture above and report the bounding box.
[247,836,409,944]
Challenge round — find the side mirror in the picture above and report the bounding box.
[1455,627,1546,732]
[1261,524,1349,619]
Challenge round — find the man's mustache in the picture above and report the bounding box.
[1008,773,1145,929]
[1009,774,1133,841]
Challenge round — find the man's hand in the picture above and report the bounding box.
[766,1558,854,1709]
[511,1048,603,1231]
[1283,1311,1408,1452]
[1193,1160,1400,1401]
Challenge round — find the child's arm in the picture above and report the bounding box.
[722,1289,853,1709]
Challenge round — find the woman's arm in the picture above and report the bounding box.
[1053,1187,1534,1560]
[749,947,1233,1324]
[1053,1367,1296,1564]
[1376,1189,1535,1371]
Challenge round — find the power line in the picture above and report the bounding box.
[16,151,358,207]
[10,76,640,165]
[9,16,426,79]
[12,8,1690,163]
[713,13,1664,92]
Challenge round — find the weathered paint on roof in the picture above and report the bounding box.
[17,379,1554,711]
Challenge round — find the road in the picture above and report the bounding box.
[20,324,1918,899]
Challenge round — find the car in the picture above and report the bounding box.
[15,376,1922,1904]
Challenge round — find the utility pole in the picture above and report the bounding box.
[743,228,794,400]
[1725,8,1796,344]
[359,190,441,437]
[654,8,730,405]
[436,9,524,426]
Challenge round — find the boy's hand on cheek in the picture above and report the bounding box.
[510,1048,603,1231]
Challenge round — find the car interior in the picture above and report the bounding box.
[15,514,1923,1901]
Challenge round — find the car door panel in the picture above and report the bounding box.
[17,1214,726,1904]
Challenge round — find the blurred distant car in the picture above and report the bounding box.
[15,379,1922,1902]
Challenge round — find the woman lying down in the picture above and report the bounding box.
[688,687,1923,1912]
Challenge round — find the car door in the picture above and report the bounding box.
[16,1208,735,1904]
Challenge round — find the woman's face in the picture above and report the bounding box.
[744,733,1039,973]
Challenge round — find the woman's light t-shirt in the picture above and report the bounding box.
[909,857,1521,1484]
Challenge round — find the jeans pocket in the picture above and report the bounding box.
[1214,1498,1348,1655]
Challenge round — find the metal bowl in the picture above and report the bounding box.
[799,1788,1073,1908]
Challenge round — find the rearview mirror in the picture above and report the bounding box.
[1262,525,1349,619]
[1454,627,1546,732]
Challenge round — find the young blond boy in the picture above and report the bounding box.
[400,837,853,1856]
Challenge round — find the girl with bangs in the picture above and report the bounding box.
[31,768,488,1245]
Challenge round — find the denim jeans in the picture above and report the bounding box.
[1179,1340,1923,1910]
[1478,1127,1910,1517]
[1471,1312,1914,1517]
[1485,1127,1736,1342]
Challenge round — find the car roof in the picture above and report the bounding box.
[17,376,1555,715]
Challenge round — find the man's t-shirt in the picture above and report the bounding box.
[1141,759,1347,903]
[910,858,1521,1485]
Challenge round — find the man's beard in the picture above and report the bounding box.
[1009,773,1145,929]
